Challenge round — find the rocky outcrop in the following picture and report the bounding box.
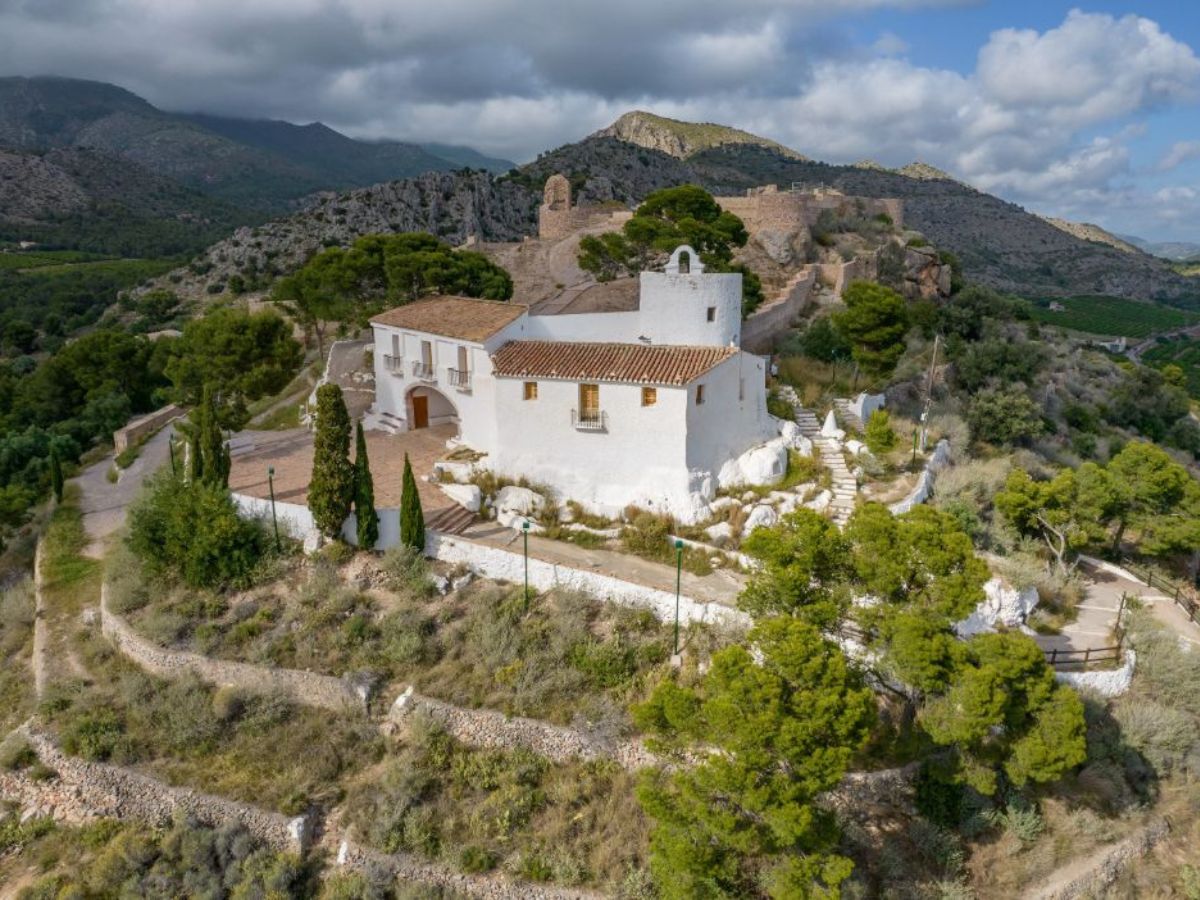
[595,111,806,161]
[903,244,953,299]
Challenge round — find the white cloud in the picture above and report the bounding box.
[1157,140,1200,172]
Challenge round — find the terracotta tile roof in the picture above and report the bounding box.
[491,341,736,386]
[370,295,525,343]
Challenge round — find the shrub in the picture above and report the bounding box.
[864,409,898,454]
[381,545,435,597]
[460,845,498,873]
[127,471,269,589]
[983,802,1045,846]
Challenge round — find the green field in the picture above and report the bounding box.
[1143,336,1200,399]
[0,249,115,270]
[1028,295,1199,338]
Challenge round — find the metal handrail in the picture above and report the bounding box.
[412,360,435,380]
[447,368,472,390]
[383,354,404,373]
[571,408,606,431]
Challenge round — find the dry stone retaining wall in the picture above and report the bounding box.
[113,404,185,454]
[100,583,367,714]
[1032,818,1170,900]
[889,439,951,515]
[11,726,310,854]
[389,686,656,770]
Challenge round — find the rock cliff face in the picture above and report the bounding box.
[1039,217,1145,256]
[595,110,807,161]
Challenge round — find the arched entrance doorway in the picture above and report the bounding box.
[405,384,460,435]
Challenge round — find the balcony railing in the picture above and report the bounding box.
[447,368,472,391]
[412,360,435,381]
[383,354,404,375]
[572,408,607,431]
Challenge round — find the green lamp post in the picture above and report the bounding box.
[522,519,531,610]
[267,465,281,552]
[673,538,684,659]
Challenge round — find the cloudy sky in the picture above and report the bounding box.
[2,0,1199,242]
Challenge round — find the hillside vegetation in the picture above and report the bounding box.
[1028,295,1200,337]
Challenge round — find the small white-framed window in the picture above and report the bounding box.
[706,306,716,322]
[641,386,657,407]
[695,384,705,405]
[523,382,538,400]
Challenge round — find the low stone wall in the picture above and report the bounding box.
[390,686,656,770]
[14,726,310,854]
[100,583,367,714]
[888,439,951,515]
[335,837,604,900]
[427,533,748,630]
[113,404,185,454]
[1055,651,1136,698]
[1032,818,1170,900]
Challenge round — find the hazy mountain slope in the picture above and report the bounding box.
[1039,217,1145,255]
[0,76,501,210]
[1119,235,1200,261]
[0,146,255,255]
[595,110,807,161]
[418,142,515,173]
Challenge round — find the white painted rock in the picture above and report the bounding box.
[820,410,844,439]
[742,504,778,536]
[804,490,833,512]
[718,439,789,489]
[495,485,545,517]
[954,577,1040,638]
[709,496,739,514]
[705,521,734,543]
[433,460,475,483]
[438,482,482,512]
[845,439,866,456]
[302,530,324,554]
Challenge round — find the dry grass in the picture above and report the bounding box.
[0,578,36,733]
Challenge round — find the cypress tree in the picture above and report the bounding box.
[309,383,355,538]
[198,386,230,488]
[399,452,425,552]
[49,447,64,503]
[188,427,204,483]
[353,421,379,550]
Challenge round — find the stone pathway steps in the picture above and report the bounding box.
[425,504,478,536]
[817,438,857,526]
[832,398,864,433]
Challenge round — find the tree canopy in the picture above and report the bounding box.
[830,281,910,383]
[577,185,764,315]
[634,617,876,898]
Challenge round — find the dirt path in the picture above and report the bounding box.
[73,425,175,558]
[31,541,47,700]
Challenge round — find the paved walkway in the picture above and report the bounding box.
[1033,558,1200,656]
[74,424,176,558]
[459,519,745,607]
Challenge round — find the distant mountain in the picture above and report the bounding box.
[1117,234,1200,261]
[0,146,253,256]
[155,127,1200,307]
[594,110,807,161]
[1039,217,1144,256]
[417,142,514,173]
[0,76,507,210]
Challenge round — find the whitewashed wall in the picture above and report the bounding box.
[490,376,694,520]
[684,353,774,479]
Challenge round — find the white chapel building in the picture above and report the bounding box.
[368,246,780,522]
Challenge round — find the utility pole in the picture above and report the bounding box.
[919,333,940,453]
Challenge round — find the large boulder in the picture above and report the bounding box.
[704,521,734,544]
[495,485,546,529]
[742,504,778,537]
[718,439,789,489]
[438,482,482,513]
[778,419,814,456]
[955,577,1040,638]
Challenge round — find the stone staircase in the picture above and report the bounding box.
[426,504,478,536]
[832,398,864,433]
[818,439,858,526]
[779,388,858,527]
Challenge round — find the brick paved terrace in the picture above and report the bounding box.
[228,424,457,514]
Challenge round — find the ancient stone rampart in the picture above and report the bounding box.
[113,405,185,454]
[741,267,817,353]
[717,185,903,233]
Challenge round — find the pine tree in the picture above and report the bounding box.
[49,447,64,503]
[308,383,355,538]
[353,421,379,550]
[399,452,425,552]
